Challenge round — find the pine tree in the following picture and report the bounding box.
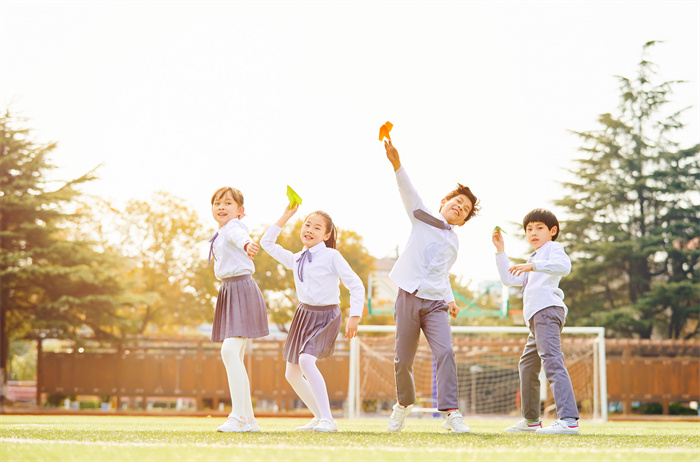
[0,113,132,406]
[557,42,700,338]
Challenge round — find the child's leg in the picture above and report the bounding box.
[237,339,255,422]
[393,290,422,406]
[532,307,579,420]
[285,361,322,418]
[221,337,250,418]
[298,353,333,421]
[518,332,542,421]
[420,301,458,411]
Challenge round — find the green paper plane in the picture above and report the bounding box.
[287,185,302,209]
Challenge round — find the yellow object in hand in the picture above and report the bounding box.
[287,185,302,209]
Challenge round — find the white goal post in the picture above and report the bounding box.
[347,325,607,422]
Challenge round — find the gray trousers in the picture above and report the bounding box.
[520,306,579,420]
[393,289,459,411]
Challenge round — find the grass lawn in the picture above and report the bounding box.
[1,415,699,462]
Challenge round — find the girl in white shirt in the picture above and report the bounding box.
[209,187,269,433]
[261,205,364,432]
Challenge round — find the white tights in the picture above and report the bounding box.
[221,337,254,420]
[285,353,333,420]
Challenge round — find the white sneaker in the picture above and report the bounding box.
[249,419,261,432]
[442,410,471,433]
[217,414,252,433]
[505,419,542,432]
[312,418,338,432]
[387,403,413,432]
[536,419,579,435]
[296,417,321,431]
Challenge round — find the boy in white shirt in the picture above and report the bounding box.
[383,139,479,434]
[492,208,580,435]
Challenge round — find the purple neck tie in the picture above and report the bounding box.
[208,232,219,265]
[297,249,312,282]
[413,209,450,230]
[521,251,537,294]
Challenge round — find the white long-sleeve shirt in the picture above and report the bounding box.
[495,240,571,325]
[211,218,255,280]
[389,166,458,304]
[260,224,365,318]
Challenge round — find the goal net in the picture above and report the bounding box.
[347,326,607,421]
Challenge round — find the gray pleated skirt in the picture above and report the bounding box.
[211,274,269,342]
[283,303,342,364]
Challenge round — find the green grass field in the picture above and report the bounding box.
[1,415,698,462]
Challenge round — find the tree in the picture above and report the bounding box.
[557,42,700,339]
[107,192,218,336]
[252,219,375,331]
[0,112,133,407]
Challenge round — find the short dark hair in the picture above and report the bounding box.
[442,184,480,223]
[522,208,560,241]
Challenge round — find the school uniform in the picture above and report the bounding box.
[390,166,460,411]
[495,240,579,420]
[260,225,364,364]
[210,218,269,342]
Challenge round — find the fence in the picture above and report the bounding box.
[34,336,700,416]
[37,338,348,412]
[605,339,700,415]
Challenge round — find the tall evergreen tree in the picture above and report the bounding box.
[0,113,132,407]
[557,42,700,339]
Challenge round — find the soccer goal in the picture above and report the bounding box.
[347,325,607,422]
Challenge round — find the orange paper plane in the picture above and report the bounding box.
[379,121,393,141]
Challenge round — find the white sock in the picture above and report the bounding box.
[285,361,321,418]
[298,353,333,421]
[221,337,252,420]
[562,418,577,425]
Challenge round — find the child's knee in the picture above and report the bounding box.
[285,363,300,383]
[436,347,455,362]
[298,353,318,374]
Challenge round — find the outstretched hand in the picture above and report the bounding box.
[384,140,401,171]
[244,241,260,260]
[275,204,299,227]
[509,263,533,276]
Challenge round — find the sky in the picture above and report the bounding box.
[2,0,699,291]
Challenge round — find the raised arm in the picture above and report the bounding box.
[260,205,299,270]
[385,141,426,219]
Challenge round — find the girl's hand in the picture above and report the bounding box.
[345,316,360,339]
[448,302,459,319]
[275,204,299,227]
[492,230,505,252]
[509,263,533,276]
[244,242,260,259]
[384,140,401,171]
